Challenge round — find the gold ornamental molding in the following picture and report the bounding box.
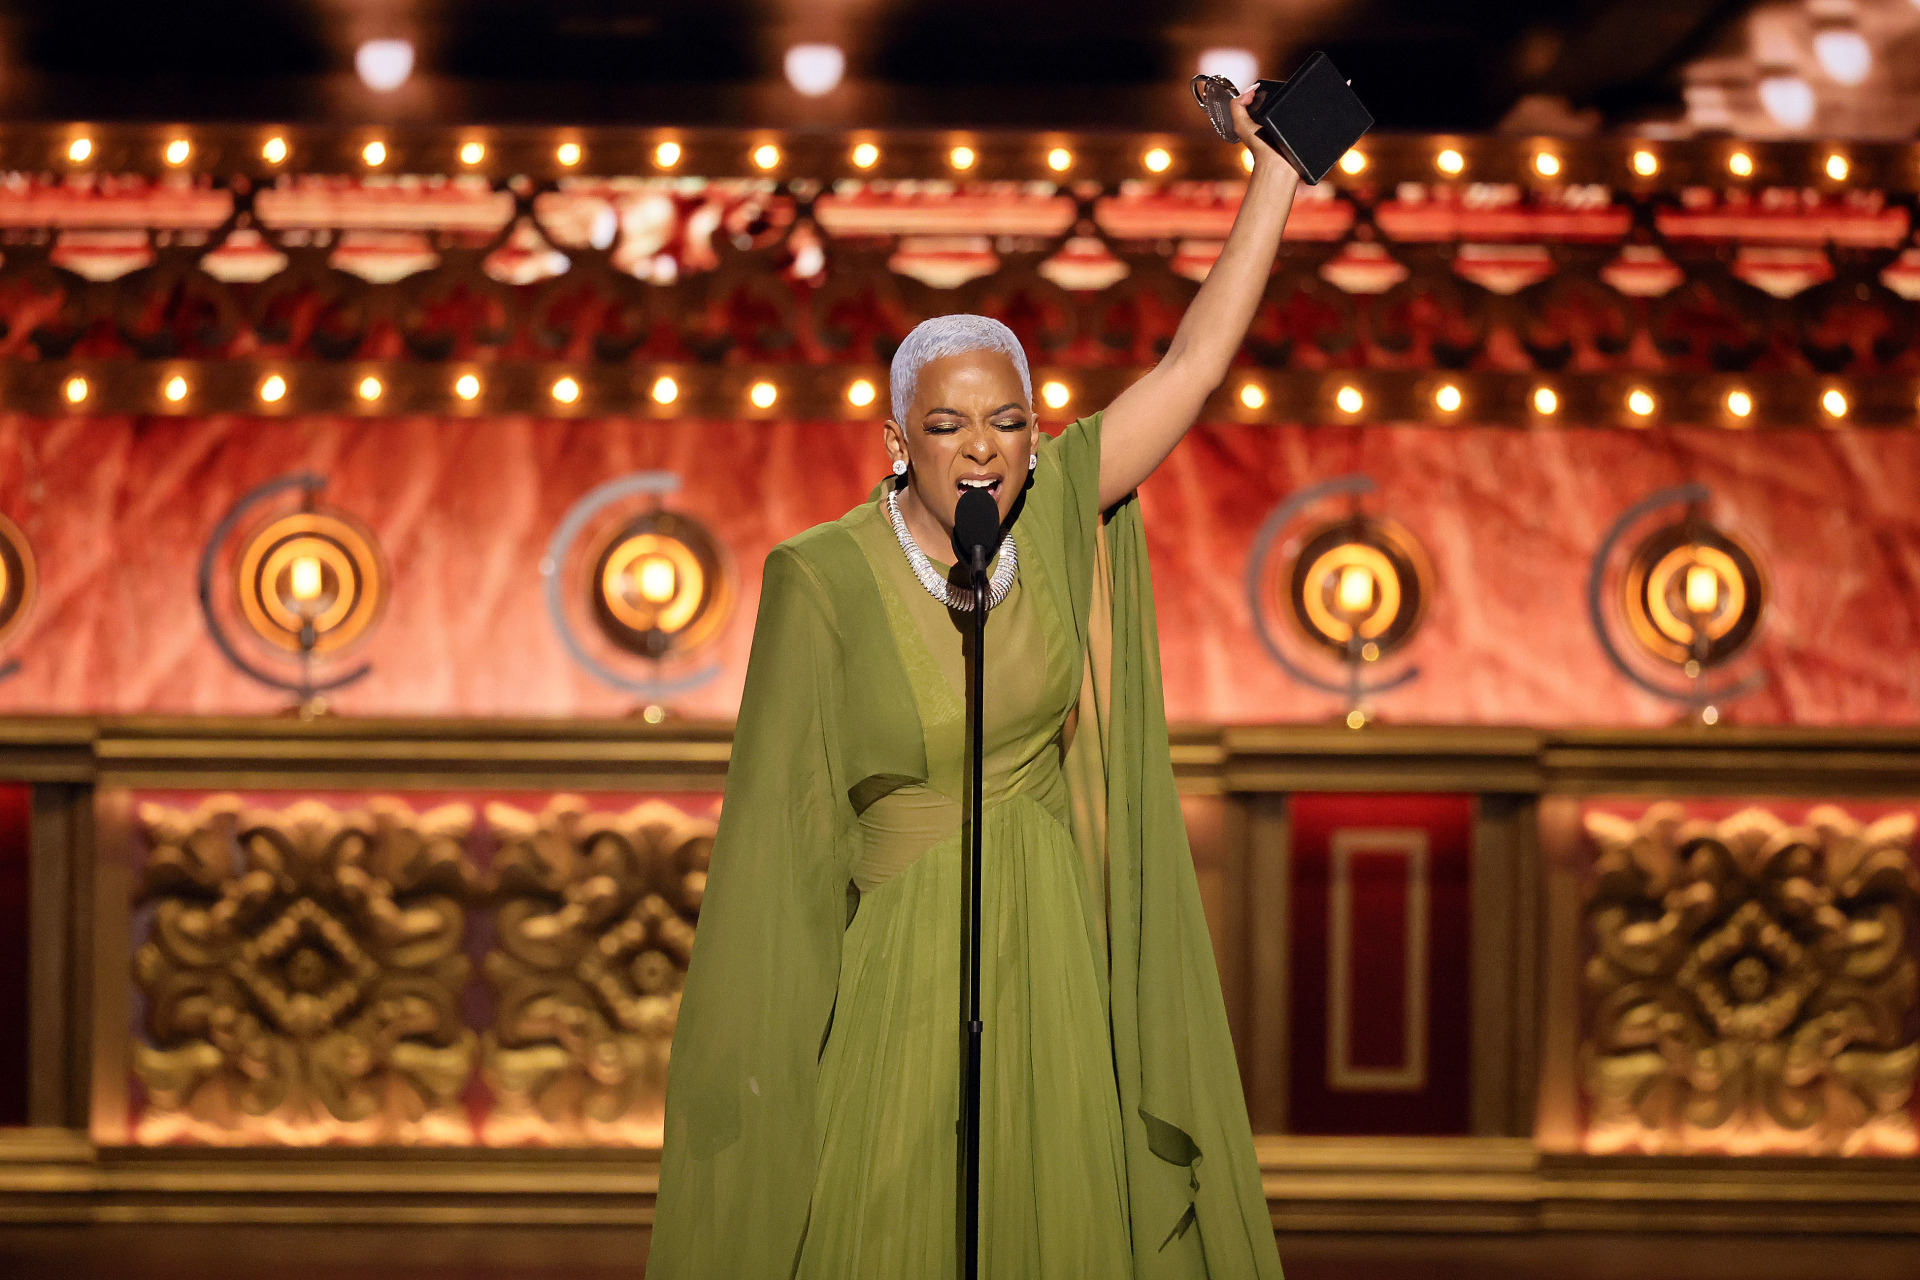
[1581,803,1919,1157]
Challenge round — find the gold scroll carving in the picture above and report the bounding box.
[133,795,479,1144]
[481,797,711,1145]
[1583,803,1920,1155]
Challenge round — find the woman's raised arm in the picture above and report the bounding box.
[1095,92,1301,509]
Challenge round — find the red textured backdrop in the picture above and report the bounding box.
[0,412,1915,724]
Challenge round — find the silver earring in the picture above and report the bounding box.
[892,459,908,476]
[1028,454,1037,471]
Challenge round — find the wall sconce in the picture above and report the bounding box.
[1588,483,1767,724]
[1246,473,1432,727]
[0,513,38,683]
[197,473,387,716]
[543,471,735,718]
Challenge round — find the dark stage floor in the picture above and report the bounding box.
[0,1226,1915,1279]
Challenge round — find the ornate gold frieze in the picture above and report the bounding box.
[133,795,479,1144]
[1582,803,1920,1155]
[481,796,711,1145]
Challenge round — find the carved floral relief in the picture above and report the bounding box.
[133,795,479,1144]
[1582,803,1919,1155]
[481,797,711,1145]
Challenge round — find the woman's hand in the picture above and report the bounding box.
[1093,98,1300,508]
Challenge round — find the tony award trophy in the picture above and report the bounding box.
[1193,50,1374,183]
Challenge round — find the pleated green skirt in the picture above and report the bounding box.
[796,795,1133,1277]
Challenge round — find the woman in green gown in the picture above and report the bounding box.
[651,91,1299,1278]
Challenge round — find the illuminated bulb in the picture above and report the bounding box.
[164,375,188,403]
[1335,385,1364,414]
[1041,380,1070,410]
[1434,383,1463,413]
[551,376,581,404]
[1822,388,1849,419]
[355,38,415,92]
[357,375,383,402]
[637,556,678,604]
[460,141,486,166]
[67,138,92,163]
[1532,386,1559,415]
[1047,147,1072,172]
[1435,148,1465,175]
[1240,148,1254,173]
[455,373,481,401]
[1143,147,1172,173]
[553,142,581,167]
[847,378,877,408]
[289,556,324,604]
[752,144,781,171]
[1759,75,1816,130]
[1239,383,1266,411]
[653,141,681,168]
[784,43,845,97]
[262,136,288,164]
[1346,708,1366,729]
[164,138,191,166]
[1813,29,1872,86]
[1627,388,1656,417]
[1533,151,1561,178]
[650,375,679,405]
[852,142,880,169]
[363,140,387,167]
[1684,564,1719,614]
[1336,564,1375,614]
[259,374,287,403]
[1727,149,1754,178]
[1338,149,1366,175]
[1631,148,1659,177]
[63,376,88,405]
[749,380,778,409]
[1701,705,1719,725]
[1726,389,1753,419]
[949,145,976,170]
[1825,153,1849,182]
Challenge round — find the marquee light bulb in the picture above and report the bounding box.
[460,141,486,165]
[68,138,92,163]
[1726,389,1753,419]
[259,374,287,403]
[1041,380,1070,410]
[1336,385,1364,414]
[752,144,781,171]
[1047,147,1072,172]
[363,141,387,167]
[1435,148,1465,175]
[1434,383,1463,413]
[289,556,324,603]
[1144,147,1172,173]
[1532,386,1558,415]
[1338,149,1367,175]
[1822,388,1849,419]
[455,373,480,401]
[262,136,288,164]
[949,145,976,171]
[358,375,383,402]
[165,139,191,166]
[1336,564,1375,614]
[551,376,581,404]
[1532,151,1561,178]
[653,141,681,169]
[355,39,415,93]
[63,376,88,405]
[556,142,582,167]
[749,380,778,409]
[651,375,679,405]
[852,142,880,169]
[1627,388,1656,417]
[1684,564,1719,614]
[1727,149,1754,178]
[847,378,877,407]
[1825,153,1849,182]
[1239,383,1266,411]
[164,375,188,403]
[1631,149,1659,177]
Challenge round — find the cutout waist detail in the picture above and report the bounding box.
[851,760,1070,895]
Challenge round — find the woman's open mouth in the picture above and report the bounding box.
[957,475,1002,499]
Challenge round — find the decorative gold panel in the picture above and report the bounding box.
[482,797,712,1145]
[133,795,479,1144]
[1583,804,1919,1155]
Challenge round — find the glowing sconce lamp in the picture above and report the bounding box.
[1246,473,1432,727]
[544,472,737,717]
[198,473,387,715]
[1589,484,1767,724]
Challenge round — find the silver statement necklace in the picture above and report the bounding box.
[885,488,1018,611]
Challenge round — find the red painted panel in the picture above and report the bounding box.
[1288,792,1473,1135]
[0,784,30,1126]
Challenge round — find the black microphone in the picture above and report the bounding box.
[952,489,1002,579]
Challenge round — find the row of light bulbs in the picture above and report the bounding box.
[60,131,1871,185]
[1232,378,1859,422]
[52,367,1871,424]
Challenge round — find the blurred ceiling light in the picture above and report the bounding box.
[1041,381,1070,409]
[362,140,387,166]
[784,43,845,97]
[651,376,679,405]
[1727,149,1755,177]
[1435,148,1465,175]
[852,142,880,169]
[1532,151,1561,178]
[1047,147,1072,172]
[1197,48,1258,90]
[1143,147,1172,173]
[460,141,486,165]
[164,138,191,166]
[355,39,415,93]
[262,136,288,163]
[752,144,781,170]
[1631,148,1659,177]
[1338,149,1366,175]
[1758,75,1816,130]
[556,142,582,167]
[1812,28,1872,86]
[1825,152,1850,181]
[654,141,681,168]
[950,145,977,170]
[67,137,92,163]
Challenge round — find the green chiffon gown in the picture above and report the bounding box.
[649,413,1284,1279]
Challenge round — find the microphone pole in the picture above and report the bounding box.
[951,488,997,1280]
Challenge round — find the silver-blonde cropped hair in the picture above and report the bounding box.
[888,315,1032,424]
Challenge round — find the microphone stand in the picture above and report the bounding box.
[962,544,987,1280]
